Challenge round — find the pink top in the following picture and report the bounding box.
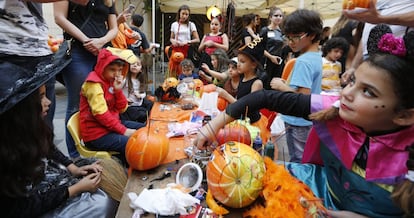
[204,34,223,55]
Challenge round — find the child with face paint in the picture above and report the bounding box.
[194,30,414,217]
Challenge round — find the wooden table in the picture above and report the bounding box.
[116,101,196,217]
[116,102,247,217]
[115,159,190,218]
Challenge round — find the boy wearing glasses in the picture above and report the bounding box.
[269,9,323,163]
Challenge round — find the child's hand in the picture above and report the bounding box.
[270,78,287,91]
[124,128,136,137]
[204,40,215,48]
[200,63,210,72]
[68,161,103,177]
[77,172,101,192]
[113,75,124,91]
[215,87,226,96]
[78,161,103,175]
[68,172,101,197]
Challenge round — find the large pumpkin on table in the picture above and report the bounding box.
[126,127,169,171]
[216,121,251,146]
[206,141,265,208]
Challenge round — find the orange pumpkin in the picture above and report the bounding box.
[126,127,169,171]
[216,121,251,146]
[342,0,369,9]
[206,141,265,208]
[217,96,228,111]
[171,52,184,63]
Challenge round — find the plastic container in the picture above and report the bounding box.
[252,133,263,155]
[263,139,275,160]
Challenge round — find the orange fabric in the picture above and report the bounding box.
[252,115,271,143]
[149,102,197,164]
[111,23,136,49]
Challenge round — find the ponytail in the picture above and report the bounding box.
[391,145,414,217]
[309,106,339,122]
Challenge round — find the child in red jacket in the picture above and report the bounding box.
[79,48,145,165]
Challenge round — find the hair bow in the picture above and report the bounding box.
[378,33,407,57]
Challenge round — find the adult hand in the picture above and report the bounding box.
[343,0,380,24]
[270,55,282,65]
[340,67,355,86]
[83,38,106,56]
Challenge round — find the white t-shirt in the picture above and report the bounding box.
[0,1,51,56]
[123,78,144,106]
[170,21,197,42]
[361,0,414,56]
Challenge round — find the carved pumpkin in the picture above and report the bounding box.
[162,77,179,91]
[168,51,184,78]
[216,121,251,146]
[206,141,265,208]
[171,52,184,63]
[126,127,169,171]
[217,96,228,111]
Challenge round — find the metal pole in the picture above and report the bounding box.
[152,0,156,94]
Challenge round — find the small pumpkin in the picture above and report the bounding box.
[342,0,369,9]
[216,121,251,146]
[217,96,228,111]
[206,141,265,208]
[126,127,169,171]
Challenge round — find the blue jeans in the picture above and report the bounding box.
[284,123,311,163]
[85,120,145,165]
[62,46,97,158]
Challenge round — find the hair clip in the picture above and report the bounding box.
[378,33,407,57]
[211,14,223,23]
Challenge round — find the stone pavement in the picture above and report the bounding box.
[53,82,69,156]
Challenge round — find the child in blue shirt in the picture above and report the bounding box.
[269,9,323,163]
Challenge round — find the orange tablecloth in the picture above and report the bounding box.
[149,102,197,164]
